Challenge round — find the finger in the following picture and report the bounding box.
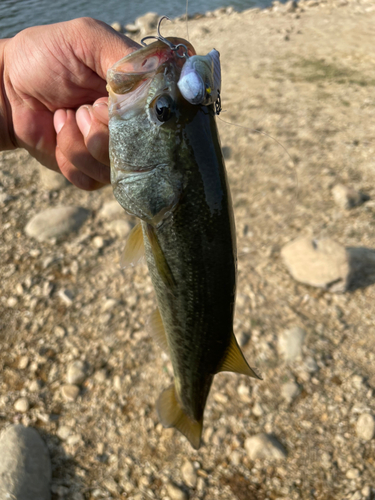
[55,144,104,191]
[76,103,110,166]
[55,108,110,186]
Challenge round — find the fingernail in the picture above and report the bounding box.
[76,106,92,138]
[93,101,108,123]
[54,109,67,134]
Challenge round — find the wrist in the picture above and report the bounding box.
[0,39,15,151]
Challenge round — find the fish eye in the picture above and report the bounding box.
[154,95,174,122]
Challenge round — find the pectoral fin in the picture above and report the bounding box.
[147,308,169,352]
[218,333,262,380]
[145,224,176,289]
[157,385,203,450]
[120,222,144,269]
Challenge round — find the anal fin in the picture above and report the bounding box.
[120,222,144,269]
[157,385,203,450]
[218,333,262,380]
[147,308,169,352]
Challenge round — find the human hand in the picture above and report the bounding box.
[1,18,140,190]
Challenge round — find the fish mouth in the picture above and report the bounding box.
[107,38,196,117]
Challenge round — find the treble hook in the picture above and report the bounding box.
[141,16,189,59]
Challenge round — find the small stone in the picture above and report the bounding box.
[303,356,318,373]
[332,184,366,210]
[98,200,124,219]
[106,219,133,238]
[281,237,350,292]
[54,325,66,338]
[124,23,139,33]
[0,425,51,500]
[7,296,18,307]
[237,383,251,402]
[361,486,371,499]
[166,482,188,500]
[14,398,29,413]
[61,384,80,402]
[18,356,29,370]
[93,236,104,249]
[58,289,74,306]
[278,326,306,361]
[94,370,107,384]
[39,165,70,190]
[111,21,122,32]
[237,331,250,347]
[103,477,119,494]
[29,380,42,392]
[281,381,300,402]
[67,360,87,385]
[25,206,90,242]
[0,192,12,204]
[252,402,264,416]
[229,450,241,466]
[57,425,71,441]
[66,434,82,446]
[181,460,197,488]
[244,433,287,460]
[102,298,118,312]
[356,413,375,441]
[346,468,360,479]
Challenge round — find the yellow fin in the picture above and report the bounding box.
[120,222,144,269]
[145,224,175,288]
[147,308,169,351]
[218,333,262,380]
[157,385,203,450]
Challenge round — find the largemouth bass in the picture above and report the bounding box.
[107,33,260,449]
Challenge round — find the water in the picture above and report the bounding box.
[0,0,270,39]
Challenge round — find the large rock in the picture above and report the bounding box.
[281,237,350,292]
[25,206,90,242]
[135,12,159,35]
[244,433,287,460]
[0,425,51,500]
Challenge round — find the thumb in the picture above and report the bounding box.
[69,17,141,80]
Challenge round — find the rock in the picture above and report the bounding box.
[135,12,159,35]
[61,384,80,402]
[58,288,74,306]
[106,219,133,238]
[332,184,367,209]
[18,356,29,369]
[0,192,12,204]
[278,326,306,361]
[111,21,122,32]
[14,398,30,413]
[252,402,264,416]
[93,236,104,249]
[346,247,375,288]
[356,413,375,441]
[0,425,51,500]
[346,468,360,479]
[166,482,188,500]
[39,165,70,190]
[67,360,87,385]
[281,237,350,292]
[98,200,124,219]
[281,381,300,402]
[25,206,90,242]
[284,0,298,12]
[57,425,71,441]
[244,433,287,460]
[303,356,318,373]
[124,23,139,33]
[181,460,197,488]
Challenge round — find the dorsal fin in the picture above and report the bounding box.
[217,333,262,380]
[120,222,144,269]
[157,384,203,450]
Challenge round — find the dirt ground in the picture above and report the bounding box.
[1,1,375,499]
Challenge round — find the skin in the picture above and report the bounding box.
[0,18,140,190]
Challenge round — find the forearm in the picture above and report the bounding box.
[0,39,15,151]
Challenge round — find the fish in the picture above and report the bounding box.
[107,32,260,449]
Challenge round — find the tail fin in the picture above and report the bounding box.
[157,385,203,450]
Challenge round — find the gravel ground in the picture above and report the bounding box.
[1,1,375,499]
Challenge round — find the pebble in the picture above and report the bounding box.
[67,360,87,385]
[57,425,72,441]
[25,206,90,242]
[252,402,264,416]
[7,296,18,307]
[135,12,159,35]
[346,468,360,479]
[278,326,306,361]
[111,21,122,32]
[14,397,30,413]
[281,237,350,292]
[39,165,70,190]
[93,236,104,249]
[303,356,319,373]
[229,450,241,466]
[94,369,107,384]
[106,219,133,238]
[181,460,197,488]
[331,183,366,209]
[98,200,124,219]
[356,413,375,441]
[0,192,12,204]
[18,356,29,369]
[58,288,74,306]
[166,482,188,500]
[244,433,287,460]
[281,381,300,402]
[0,425,51,500]
[61,384,80,402]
